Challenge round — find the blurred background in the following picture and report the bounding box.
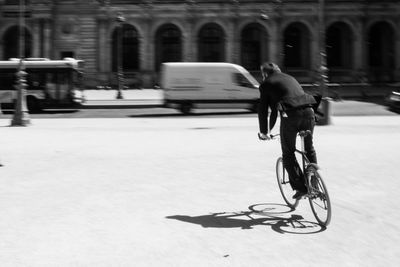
[0,0,398,92]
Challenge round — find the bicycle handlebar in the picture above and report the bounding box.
[258,130,312,141]
[270,134,280,139]
[258,133,280,140]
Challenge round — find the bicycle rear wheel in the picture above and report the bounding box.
[307,166,331,226]
[276,157,299,209]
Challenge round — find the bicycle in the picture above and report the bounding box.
[261,130,332,226]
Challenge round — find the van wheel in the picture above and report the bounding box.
[27,97,42,113]
[180,103,192,114]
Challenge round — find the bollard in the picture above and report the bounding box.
[11,68,31,126]
[317,97,332,125]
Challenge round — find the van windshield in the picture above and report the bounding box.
[233,72,259,88]
[235,66,259,87]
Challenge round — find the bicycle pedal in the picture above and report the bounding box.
[293,191,307,200]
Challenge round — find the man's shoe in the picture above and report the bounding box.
[292,190,307,200]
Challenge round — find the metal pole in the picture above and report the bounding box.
[115,13,125,99]
[11,0,31,126]
[317,0,332,125]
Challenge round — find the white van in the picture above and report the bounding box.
[160,62,260,114]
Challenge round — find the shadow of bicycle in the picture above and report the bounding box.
[166,203,325,234]
[127,110,253,118]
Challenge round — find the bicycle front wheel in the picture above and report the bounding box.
[276,157,299,209]
[307,166,332,226]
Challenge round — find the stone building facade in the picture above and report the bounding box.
[0,0,399,89]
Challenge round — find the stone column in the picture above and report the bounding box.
[352,18,369,82]
[311,19,321,77]
[184,18,196,62]
[104,20,113,85]
[138,18,154,87]
[353,20,364,77]
[181,25,188,62]
[97,18,108,73]
[145,23,155,71]
[268,21,280,65]
[138,22,147,71]
[32,20,40,58]
[185,1,198,62]
[229,1,240,64]
[42,19,52,59]
[230,18,240,64]
[226,21,235,63]
[272,2,284,67]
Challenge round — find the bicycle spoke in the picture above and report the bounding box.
[307,168,331,226]
[310,198,328,210]
[276,157,299,209]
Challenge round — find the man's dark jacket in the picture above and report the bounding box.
[258,72,317,133]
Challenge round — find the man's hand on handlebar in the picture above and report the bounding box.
[258,132,274,141]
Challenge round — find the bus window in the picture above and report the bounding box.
[46,73,57,100]
[58,72,69,100]
[72,71,83,89]
[0,58,84,108]
[28,72,46,90]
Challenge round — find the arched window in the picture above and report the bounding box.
[112,24,139,71]
[3,25,32,60]
[326,22,353,68]
[155,24,182,71]
[283,23,310,69]
[198,23,225,62]
[368,21,394,69]
[241,23,268,71]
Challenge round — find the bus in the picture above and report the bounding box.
[0,58,84,112]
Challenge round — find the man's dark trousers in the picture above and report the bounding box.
[280,107,317,192]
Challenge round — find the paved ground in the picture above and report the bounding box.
[0,115,399,266]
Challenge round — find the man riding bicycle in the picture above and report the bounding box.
[257,62,319,200]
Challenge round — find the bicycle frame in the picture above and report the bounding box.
[274,130,313,192]
[296,131,311,185]
[269,131,311,179]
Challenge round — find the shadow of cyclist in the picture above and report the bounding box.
[166,203,325,234]
[127,110,252,118]
[167,212,268,230]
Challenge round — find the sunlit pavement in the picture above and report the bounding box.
[0,115,399,266]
